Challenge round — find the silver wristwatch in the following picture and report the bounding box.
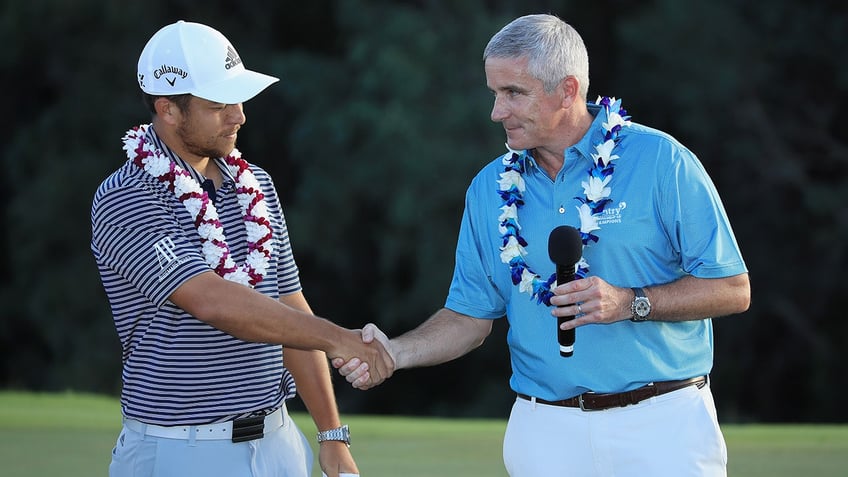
[316,424,351,447]
[630,287,652,322]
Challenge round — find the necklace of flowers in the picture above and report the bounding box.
[122,124,274,287]
[497,96,631,305]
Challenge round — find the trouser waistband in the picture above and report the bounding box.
[518,376,708,411]
[123,406,284,443]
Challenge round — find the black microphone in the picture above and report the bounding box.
[548,225,583,357]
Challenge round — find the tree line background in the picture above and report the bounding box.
[1,0,845,423]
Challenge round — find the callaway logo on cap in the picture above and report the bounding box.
[137,20,279,104]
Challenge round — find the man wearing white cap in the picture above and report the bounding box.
[91,21,383,477]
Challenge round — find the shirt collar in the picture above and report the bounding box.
[569,103,607,162]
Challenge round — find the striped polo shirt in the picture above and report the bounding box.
[91,125,299,425]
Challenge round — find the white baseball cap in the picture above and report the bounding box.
[137,20,279,104]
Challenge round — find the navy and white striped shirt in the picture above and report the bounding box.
[91,126,299,425]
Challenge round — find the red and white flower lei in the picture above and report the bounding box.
[122,124,274,287]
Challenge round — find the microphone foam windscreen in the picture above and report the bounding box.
[548,225,583,265]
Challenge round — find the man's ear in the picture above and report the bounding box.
[559,75,580,109]
[154,97,180,124]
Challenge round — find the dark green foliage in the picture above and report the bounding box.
[1,0,845,422]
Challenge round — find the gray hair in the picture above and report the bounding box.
[483,14,590,99]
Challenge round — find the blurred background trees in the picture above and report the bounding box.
[1,0,845,422]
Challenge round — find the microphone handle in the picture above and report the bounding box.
[556,266,576,357]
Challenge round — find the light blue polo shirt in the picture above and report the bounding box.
[445,103,748,400]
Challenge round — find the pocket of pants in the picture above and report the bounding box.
[109,428,157,477]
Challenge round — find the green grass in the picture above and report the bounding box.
[1,391,846,476]
[722,424,848,476]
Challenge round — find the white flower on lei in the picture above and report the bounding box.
[245,221,269,243]
[497,169,525,194]
[605,110,628,130]
[183,197,203,219]
[581,175,612,202]
[498,203,518,222]
[142,152,171,178]
[246,250,270,272]
[518,269,537,294]
[226,268,251,287]
[602,99,631,133]
[576,203,601,234]
[122,136,139,156]
[591,139,620,167]
[249,199,269,219]
[499,235,526,263]
[197,222,224,241]
[497,204,520,234]
[173,173,201,197]
[202,240,226,265]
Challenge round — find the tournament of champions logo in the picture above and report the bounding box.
[154,237,190,281]
[597,201,627,226]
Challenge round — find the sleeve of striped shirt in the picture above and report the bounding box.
[92,177,212,307]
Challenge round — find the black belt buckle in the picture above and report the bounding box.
[231,415,265,443]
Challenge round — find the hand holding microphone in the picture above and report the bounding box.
[548,225,583,357]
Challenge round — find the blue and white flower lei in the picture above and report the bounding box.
[496,96,631,305]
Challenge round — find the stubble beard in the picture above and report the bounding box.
[176,121,234,160]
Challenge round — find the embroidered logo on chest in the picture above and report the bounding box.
[596,201,628,226]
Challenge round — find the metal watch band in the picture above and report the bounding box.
[316,424,350,446]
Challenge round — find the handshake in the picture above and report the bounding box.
[332,324,394,390]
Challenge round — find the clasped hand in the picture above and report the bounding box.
[332,324,394,390]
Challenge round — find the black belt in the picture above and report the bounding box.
[518,376,707,411]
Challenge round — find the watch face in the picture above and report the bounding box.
[634,297,651,317]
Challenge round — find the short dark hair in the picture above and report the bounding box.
[141,92,193,116]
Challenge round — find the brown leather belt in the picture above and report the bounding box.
[517,376,707,411]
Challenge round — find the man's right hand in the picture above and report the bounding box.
[332,323,395,390]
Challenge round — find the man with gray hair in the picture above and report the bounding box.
[337,13,749,476]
